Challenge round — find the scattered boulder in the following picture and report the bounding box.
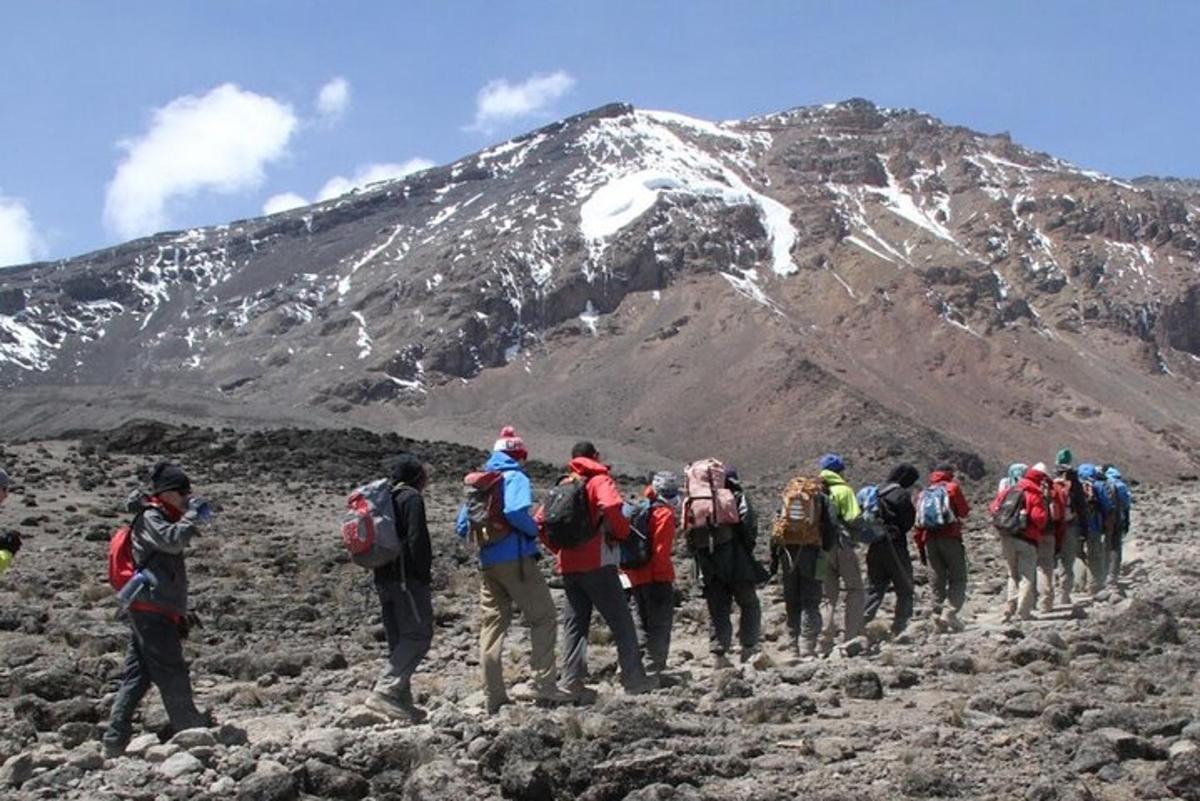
[840,669,884,700]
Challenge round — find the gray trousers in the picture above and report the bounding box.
[926,537,968,614]
[1107,525,1124,586]
[376,579,433,700]
[562,566,647,688]
[630,581,674,673]
[1056,522,1081,602]
[779,545,822,644]
[1084,530,1108,594]
[104,611,206,748]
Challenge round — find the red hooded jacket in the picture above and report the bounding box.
[537,457,629,575]
[1015,467,1050,544]
[622,487,677,587]
[913,470,972,549]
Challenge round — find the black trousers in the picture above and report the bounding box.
[863,538,915,632]
[702,579,761,654]
[779,545,823,642]
[631,581,674,672]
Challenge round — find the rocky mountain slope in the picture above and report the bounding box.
[2,100,1199,483]
[0,423,1197,800]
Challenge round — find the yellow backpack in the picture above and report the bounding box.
[771,476,825,547]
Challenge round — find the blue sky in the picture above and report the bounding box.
[1,1,1197,266]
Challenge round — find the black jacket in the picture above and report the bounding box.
[1058,467,1089,524]
[374,485,433,586]
[877,483,916,543]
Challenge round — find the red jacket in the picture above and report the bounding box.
[1015,467,1050,544]
[623,487,677,587]
[914,471,972,549]
[538,457,629,575]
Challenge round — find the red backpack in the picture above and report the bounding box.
[107,504,154,591]
[462,471,512,547]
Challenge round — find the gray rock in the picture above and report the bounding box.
[813,737,855,762]
[57,721,95,749]
[170,727,217,748]
[1159,746,1200,800]
[0,753,33,788]
[66,743,103,771]
[1003,691,1044,718]
[144,743,181,762]
[740,693,817,723]
[238,760,298,801]
[303,757,369,799]
[840,669,883,700]
[500,758,555,801]
[125,732,161,756]
[296,727,348,760]
[21,765,84,792]
[159,751,204,779]
[337,706,390,729]
[1069,738,1116,774]
[1010,641,1063,666]
[402,758,479,801]
[1094,728,1168,761]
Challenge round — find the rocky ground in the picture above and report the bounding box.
[0,420,1197,800]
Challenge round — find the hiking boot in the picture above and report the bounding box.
[624,674,660,695]
[942,609,965,632]
[486,695,513,715]
[365,692,428,725]
[533,684,576,706]
[711,652,733,670]
[798,638,818,661]
[102,740,127,759]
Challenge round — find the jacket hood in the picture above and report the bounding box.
[485,451,523,472]
[929,469,956,484]
[886,463,919,488]
[1007,463,1029,485]
[1105,466,1123,480]
[1078,463,1099,480]
[1023,466,1049,484]
[568,456,610,478]
[819,469,847,487]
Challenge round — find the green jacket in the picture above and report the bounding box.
[820,469,861,524]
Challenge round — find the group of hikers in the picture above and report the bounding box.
[0,432,1134,753]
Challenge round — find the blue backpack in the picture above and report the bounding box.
[855,485,887,545]
[916,483,956,530]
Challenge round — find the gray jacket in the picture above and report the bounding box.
[129,499,201,615]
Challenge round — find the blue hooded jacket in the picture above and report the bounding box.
[455,452,542,568]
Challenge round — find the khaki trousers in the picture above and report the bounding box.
[479,557,558,703]
[1001,536,1037,619]
[820,543,865,644]
[1036,535,1056,612]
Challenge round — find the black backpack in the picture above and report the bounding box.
[543,475,594,549]
[991,486,1027,537]
[620,499,661,569]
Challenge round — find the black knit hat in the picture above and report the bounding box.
[150,462,191,495]
[388,452,426,486]
[887,463,920,488]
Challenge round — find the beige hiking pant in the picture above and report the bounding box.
[1001,536,1037,619]
[479,557,558,704]
[1036,535,1056,612]
[821,543,865,644]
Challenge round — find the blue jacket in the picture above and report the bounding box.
[455,452,542,568]
[1105,467,1133,530]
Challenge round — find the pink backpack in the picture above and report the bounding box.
[682,458,740,531]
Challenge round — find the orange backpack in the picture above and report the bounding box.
[771,476,825,547]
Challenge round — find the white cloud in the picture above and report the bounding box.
[469,70,575,132]
[316,77,351,122]
[0,192,43,268]
[104,83,298,240]
[262,192,308,216]
[316,159,435,202]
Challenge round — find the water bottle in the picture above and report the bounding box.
[0,549,12,574]
[117,569,159,606]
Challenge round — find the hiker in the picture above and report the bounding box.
[366,453,434,723]
[455,427,573,714]
[769,474,835,660]
[862,463,920,635]
[1076,463,1114,594]
[621,471,681,675]
[1053,449,1088,606]
[0,467,21,574]
[996,462,1027,494]
[1038,462,1068,613]
[538,442,656,695]
[1103,465,1133,591]
[913,464,972,632]
[992,464,1050,621]
[817,454,865,653]
[685,461,768,667]
[103,462,210,758]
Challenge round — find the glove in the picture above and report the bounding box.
[0,530,21,554]
[187,497,213,523]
